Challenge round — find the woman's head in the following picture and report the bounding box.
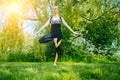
[52,6,59,15]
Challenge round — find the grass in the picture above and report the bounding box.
[0,62,120,80]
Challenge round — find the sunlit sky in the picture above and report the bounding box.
[22,7,39,34]
[0,7,37,35]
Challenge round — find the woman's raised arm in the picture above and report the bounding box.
[61,17,79,35]
[34,18,50,35]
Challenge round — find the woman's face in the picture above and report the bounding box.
[53,6,59,14]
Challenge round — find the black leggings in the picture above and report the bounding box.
[39,34,61,55]
[39,34,53,43]
[55,39,61,55]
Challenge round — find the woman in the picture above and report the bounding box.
[35,6,79,65]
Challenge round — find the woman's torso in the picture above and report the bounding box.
[50,16,62,38]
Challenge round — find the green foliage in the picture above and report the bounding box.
[83,9,120,54]
[8,52,34,62]
[0,17,24,61]
[0,0,120,62]
[33,39,46,61]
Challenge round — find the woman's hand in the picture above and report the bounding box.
[73,31,80,35]
[33,31,39,37]
[34,32,38,35]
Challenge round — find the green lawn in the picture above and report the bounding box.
[0,62,120,80]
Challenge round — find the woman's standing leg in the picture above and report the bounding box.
[53,38,62,65]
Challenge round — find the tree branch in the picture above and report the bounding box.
[80,4,119,21]
[22,17,39,21]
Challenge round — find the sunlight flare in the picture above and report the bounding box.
[9,3,22,14]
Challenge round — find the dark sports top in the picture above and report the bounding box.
[50,17,62,39]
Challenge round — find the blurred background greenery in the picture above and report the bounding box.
[0,0,120,63]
